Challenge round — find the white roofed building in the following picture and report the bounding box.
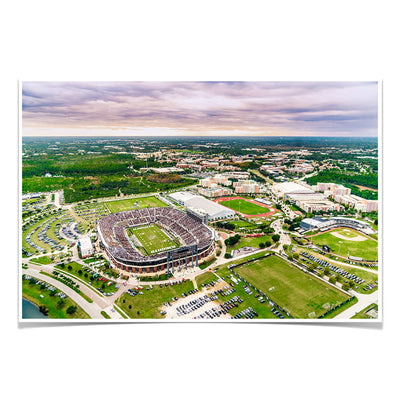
[79,236,93,258]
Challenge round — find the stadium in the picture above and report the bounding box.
[97,207,215,274]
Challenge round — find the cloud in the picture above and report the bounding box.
[22,81,378,136]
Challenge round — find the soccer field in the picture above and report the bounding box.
[309,228,378,261]
[105,196,167,213]
[236,255,350,318]
[219,198,270,215]
[128,224,180,255]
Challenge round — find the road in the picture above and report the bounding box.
[24,255,125,319]
[333,290,378,320]
[23,267,105,319]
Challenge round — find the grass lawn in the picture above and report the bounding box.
[104,196,168,213]
[227,235,271,251]
[198,256,217,270]
[195,271,218,287]
[236,255,350,319]
[229,220,259,230]
[309,228,378,260]
[128,224,180,255]
[351,303,379,319]
[115,280,195,319]
[219,198,270,215]
[22,278,90,319]
[30,256,54,265]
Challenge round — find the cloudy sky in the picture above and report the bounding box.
[22,81,378,137]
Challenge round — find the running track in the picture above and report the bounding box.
[214,196,277,218]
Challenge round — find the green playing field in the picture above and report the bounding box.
[236,255,350,318]
[219,198,270,215]
[105,196,167,213]
[127,224,180,255]
[308,228,378,261]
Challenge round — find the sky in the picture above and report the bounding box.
[22,81,378,137]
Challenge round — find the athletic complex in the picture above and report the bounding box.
[97,207,215,274]
[214,196,276,218]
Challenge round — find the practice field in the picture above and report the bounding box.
[105,196,167,213]
[235,255,350,318]
[127,224,180,255]
[308,228,378,261]
[217,197,271,216]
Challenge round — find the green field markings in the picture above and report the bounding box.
[104,195,168,213]
[233,255,350,319]
[22,277,90,319]
[308,228,378,261]
[220,199,270,215]
[127,224,180,255]
[115,280,195,319]
[351,303,379,319]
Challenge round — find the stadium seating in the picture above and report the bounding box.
[97,207,214,266]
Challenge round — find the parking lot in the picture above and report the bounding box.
[162,279,231,320]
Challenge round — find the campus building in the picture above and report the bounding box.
[198,186,233,199]
[78,236,94,258]
[233,180,260,194]
[168,192,235,221]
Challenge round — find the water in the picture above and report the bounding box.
[22,298,49,319]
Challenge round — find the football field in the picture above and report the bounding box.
[218,198,270,215]
[236,255,350,318]
[128,224,180,255]
[105,196,167,213]
[308,227,378,260]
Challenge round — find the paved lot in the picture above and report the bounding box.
[162,280,230,320]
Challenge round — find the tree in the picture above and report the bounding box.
[39,305,49,315]
[272,234,280,243]
[328,276,337,284]
[66,306,77,315]
[265,240,272,247]
[293,253,299,260]
[342,282,350,291]
[259,242,266,249]
[57,298,66,308]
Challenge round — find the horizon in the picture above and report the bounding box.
[22,81,379,138]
